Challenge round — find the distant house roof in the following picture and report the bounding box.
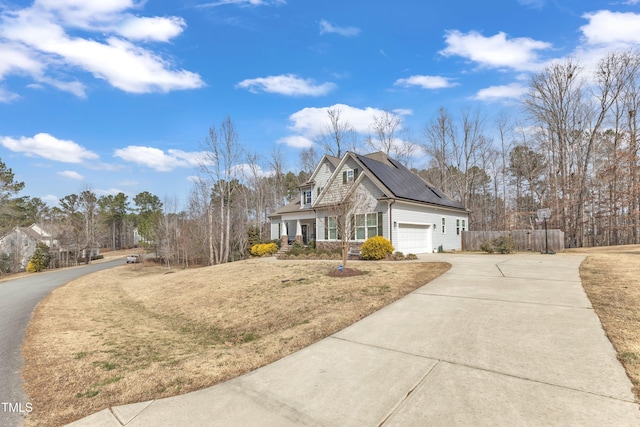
[356,153,466,211]
[17,226,44,242]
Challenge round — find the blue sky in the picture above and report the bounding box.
[1,0,640,208]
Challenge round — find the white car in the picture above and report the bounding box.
[126,254,141,263]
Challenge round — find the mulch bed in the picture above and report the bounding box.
[327,267,363,277]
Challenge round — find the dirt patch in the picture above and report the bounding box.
[571,245,640,403]
[22,259,450,427]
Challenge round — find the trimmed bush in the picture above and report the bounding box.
[405,253,418,260]
[250,243,279,257]
[361,236,394,260]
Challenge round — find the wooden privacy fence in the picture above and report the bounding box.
[462,230,565,253]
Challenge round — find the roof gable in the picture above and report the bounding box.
[307,154,340,184]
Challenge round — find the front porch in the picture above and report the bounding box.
[279,219,316,247]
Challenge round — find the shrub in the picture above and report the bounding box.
[387,251,406,261]
[405,253,418,260]
[250,243,279,257]
[481,236,516,254]
[26,261,37,273]
[28,242,51,272]
[361,236,394,260]
[480,240,494,254]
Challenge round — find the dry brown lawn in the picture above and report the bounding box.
[569,244,640,402]
[22,258,449,427]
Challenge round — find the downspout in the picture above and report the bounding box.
[387,199,395,246]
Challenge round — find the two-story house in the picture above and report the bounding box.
[269,151,469,254]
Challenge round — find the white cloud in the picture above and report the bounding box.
[319,19,360,37]
[0,42,43,78]
[518,0,546,8]
[287,104,396,138]
[0,1,204,96]
[58,170,85,180]
[237,74,335,96]
[277,135,314,148]
[116,16,186,42]
[95,187,126,196]
[195,0,286,8]
[440,30,551,71]
[42,194,60,204]
[474,83,528,102]
[231,163,272,178]
[394,75,457,89]
[0,86,20,103]
[581,10,640,46]
[114,146,209,172]
[280,104,411,150]
[0,133,99,163]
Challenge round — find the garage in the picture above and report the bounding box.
[396,223,432,254]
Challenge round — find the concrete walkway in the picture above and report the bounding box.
[67,254,640,426]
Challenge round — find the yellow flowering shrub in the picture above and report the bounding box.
[250,243,279,257]
[361,236,394,260]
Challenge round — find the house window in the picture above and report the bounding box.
[324,216,339,240]
[456,219,460,235]
[342,168,359,184]
[353,212,383,240]
[441,217,446,234]
[303,190,312,205]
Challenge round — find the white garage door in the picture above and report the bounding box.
[397,224,431,254]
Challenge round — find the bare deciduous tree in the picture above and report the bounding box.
[367,109,415,165]
[317,107,358,157]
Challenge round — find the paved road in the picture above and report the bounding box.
[0,259,124,427]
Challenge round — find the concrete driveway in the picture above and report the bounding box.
[68,253,640,426]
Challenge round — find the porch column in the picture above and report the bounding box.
[281,221,288,247]
[295,219,303,244]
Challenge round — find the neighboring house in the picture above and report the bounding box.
[269,151,469,254]
[0,224,56,272]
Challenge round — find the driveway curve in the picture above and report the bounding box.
[67,254,640,426]
[0,259,125,427]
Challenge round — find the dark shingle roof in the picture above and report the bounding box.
[356,154,466,210]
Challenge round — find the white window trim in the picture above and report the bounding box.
[354,212,380,241]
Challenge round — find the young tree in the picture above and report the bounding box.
[200,116,243,265]
[79,189,98,263]
[316,176,372,267]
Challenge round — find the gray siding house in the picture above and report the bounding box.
[270,152,469,254]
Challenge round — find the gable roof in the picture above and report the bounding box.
[355,153,466,211]
[306,154,340,185]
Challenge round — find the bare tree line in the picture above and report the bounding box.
[2,50,639,270]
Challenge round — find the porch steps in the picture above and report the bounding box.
[275,244,291,257]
